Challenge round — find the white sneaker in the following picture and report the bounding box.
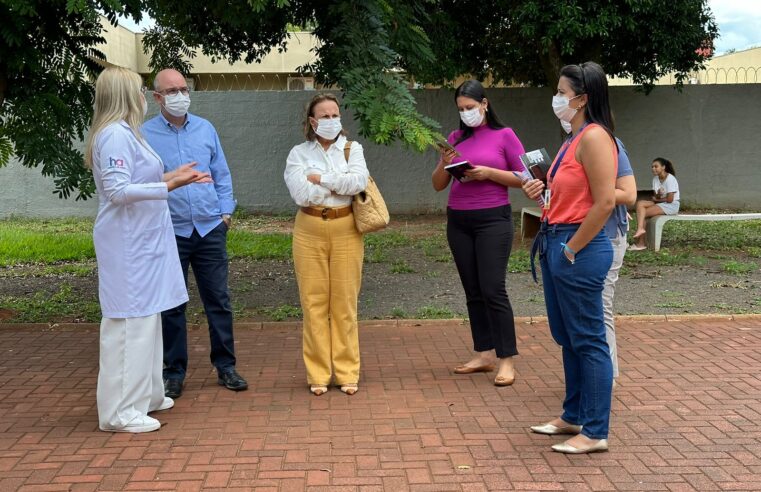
[149,397,174,412]
[627,244,646,251]
[100,415,161,433]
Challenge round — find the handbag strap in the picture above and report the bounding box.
[343,141,352,162]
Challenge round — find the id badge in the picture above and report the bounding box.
[543,189,551,210]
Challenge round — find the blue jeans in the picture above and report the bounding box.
[162,222,236,380]
[539,224,613,439]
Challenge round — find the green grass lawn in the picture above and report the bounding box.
[3,214,760,267]
[2,214,760,322]
[0,218,94,265]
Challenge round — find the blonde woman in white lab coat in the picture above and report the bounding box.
[84,67,210,433]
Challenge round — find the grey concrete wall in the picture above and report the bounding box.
[2,84,760,218]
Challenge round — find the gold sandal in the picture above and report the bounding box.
[339,384,358,395]
[310,385,328,396]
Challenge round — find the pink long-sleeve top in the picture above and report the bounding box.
[446,125,525,210]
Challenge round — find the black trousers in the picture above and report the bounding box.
[447,205,518,358]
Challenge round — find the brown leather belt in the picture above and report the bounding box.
[300,206,352,220]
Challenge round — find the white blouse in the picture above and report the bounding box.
[91,121,188,318]
[284,135,369,208]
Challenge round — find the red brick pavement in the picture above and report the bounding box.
[0,317,759,491]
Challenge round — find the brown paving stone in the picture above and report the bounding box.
[0,320,759,490]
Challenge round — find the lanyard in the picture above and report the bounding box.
[548,122,588,183]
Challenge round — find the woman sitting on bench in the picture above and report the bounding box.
[629,157,680,251]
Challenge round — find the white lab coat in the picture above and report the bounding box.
[92,121,188,318]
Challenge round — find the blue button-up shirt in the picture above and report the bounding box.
[142,113,236,238]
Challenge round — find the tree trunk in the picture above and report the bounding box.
[539,40,562,91]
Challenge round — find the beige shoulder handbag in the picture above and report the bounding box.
[343,141,390,233]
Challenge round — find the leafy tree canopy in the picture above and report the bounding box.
[0,0,717,199]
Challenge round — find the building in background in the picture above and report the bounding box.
[98,17,319,91]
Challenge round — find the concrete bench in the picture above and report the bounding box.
[646,213,761,251]
[520,207,543,239]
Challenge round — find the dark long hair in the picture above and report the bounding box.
[453,80,505,145]
[653,157,676,176]
[559,62,615,137]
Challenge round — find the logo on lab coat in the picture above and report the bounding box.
[108,157,125,168]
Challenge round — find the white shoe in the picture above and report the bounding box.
[100,415,161,433]
[149,397,174,412]
[530,422,583,435]
[627,244,646,251]
[552,438,609,454]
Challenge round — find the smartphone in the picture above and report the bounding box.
[435,138,459,155]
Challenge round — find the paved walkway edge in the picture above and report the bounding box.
[1,312,757,331]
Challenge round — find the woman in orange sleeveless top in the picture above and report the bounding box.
[523,62,617,454]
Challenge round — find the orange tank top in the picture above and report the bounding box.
[545,123,618,225]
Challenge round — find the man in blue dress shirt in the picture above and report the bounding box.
[143,69,247,398]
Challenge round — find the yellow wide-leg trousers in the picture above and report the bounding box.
[292,210,364,386]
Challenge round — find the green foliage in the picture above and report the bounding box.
[0,283,101,322]
[415,233,451,262]
[508,250,531,273]
[416,305,458,319]
[261,304,302,321]
[722,260,758,275]
[226,231,292,260]
[364,230,412,249]
[0,218,95,265]
[141,25,196,84]
[390,306,407,318]
[389,259,414,274]
[306,1,442,151]
[416,0,718,90]
[0,0,143,199]
[1,0,719,198]
[660,220,761,250]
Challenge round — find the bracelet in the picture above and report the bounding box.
[560,242,576,255]
[560,242,576,264]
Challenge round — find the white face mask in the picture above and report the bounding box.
[552,94,582,125]
[314,117,342,140]
[163,92,191,117]
[560,119,572,134]
[459,107,484,127]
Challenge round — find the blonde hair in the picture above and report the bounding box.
[303,93,347,141]
[84,67,146,168]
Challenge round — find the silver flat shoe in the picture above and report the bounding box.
[551,438,608,454]
[530,422,582,435]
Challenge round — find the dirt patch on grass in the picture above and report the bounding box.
[1,214,760,323]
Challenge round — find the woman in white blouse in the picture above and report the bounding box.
[284,93,369,396]
[84,67,209,433]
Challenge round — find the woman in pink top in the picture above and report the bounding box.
[432,80,526,387]
[522,62,617,454]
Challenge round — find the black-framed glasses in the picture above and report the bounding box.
[157,87,190,96]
